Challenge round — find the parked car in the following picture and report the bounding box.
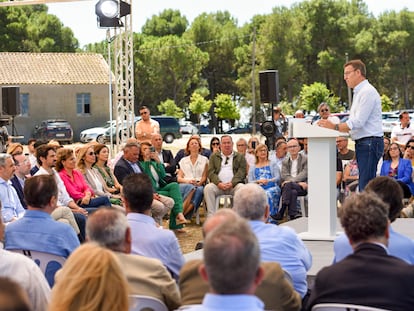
[33,119,73,144]
[225,123,261,134]
[199,125,211,134]
[104,115,182,144]
[382,112,399,135]
[79,121,114,144]
[179,120,199,134]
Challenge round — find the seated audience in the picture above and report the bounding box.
[307,192,414,310]
[6,142,23,156]
[234,183,312,300]
[236,138,255,169]
[342,155,359,195]
[27,138,37,168]
[48,243,129,311]
[175,134,211,165]
[177,136,208,217]
[0,153,25,223]
[93,144,122,195]
[113,141,174,225]
[204,135,246,217]
[5,175,80,258]
[269,139,287,171]
[313,102,340,126]
[209,136,221,154]
[336,137,355,162]
[273,138,307,221]
[140,141,188,231]
[380,142,414,198]
[123,173,185,281]
[10,152,81,236]
[86,208,181,310]
[184,215,266,310]
[248,143,281,220]
[0,213,50,311]
[179,209,301,310]
[333,176,414,264]
[151,133,178,183]
[76,145,122,207]
[10,153,31,209]
[247,136,260,155]
[391,111,414,149]
[34,144,87,242]
[56,148,111,212]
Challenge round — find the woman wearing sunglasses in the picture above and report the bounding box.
[313,102,340,126]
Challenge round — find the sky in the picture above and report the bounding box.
[47,0,414,47]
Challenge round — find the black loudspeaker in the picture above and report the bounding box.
[259,70,279,105]
[2,86,20,116]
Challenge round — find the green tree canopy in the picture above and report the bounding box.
[214,93,240,124]
[299,82,339,112]
[134,34,209,111]
[0,5,78,52]
[141,9,188,37]
[157,99,184,118]
[189,92,212,126]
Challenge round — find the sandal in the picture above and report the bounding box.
[176,218,190,225]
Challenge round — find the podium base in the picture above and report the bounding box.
[298,231,341,241]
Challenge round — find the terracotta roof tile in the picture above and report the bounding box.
[0,52,110,85]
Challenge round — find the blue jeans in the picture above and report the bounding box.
[79,196,111,214]
[179,183,204,210]
[355,136,383,191]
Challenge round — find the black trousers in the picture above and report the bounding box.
[280,182,307,217]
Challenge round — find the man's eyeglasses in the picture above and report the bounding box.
[344,70,356,76]
[287,145,299,149]
[320,109,329,113]
[237,144,246,147]
[140,111,148,115]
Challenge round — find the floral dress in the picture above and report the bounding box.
[253,165,281,216]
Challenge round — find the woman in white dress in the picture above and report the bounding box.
[177,136,208,217]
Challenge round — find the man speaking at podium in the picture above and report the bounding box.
[319,59,383,191]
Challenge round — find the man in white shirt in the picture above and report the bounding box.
[391,111,414,149]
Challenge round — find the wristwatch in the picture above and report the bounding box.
[335,124,339,131]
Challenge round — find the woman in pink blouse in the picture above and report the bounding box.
[56,148,111,213]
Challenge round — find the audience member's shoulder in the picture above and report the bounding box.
[118,252,165,267]
[180,259,203,273]
[0,249,43,272]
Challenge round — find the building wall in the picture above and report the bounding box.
[9,84,110,143]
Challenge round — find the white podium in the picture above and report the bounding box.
[290,121,345,240]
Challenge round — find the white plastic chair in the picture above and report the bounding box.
[10,249,66,287]
[215,194,233,210]
[312,303,390,311]
[195,195,233,225]
[278,195,307,217]
[129,295,168,311]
